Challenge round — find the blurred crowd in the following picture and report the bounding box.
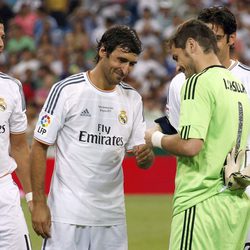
[1,0,250,145]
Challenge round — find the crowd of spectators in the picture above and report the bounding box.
[1,0,250,145]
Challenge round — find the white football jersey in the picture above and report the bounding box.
[167,60,250,134]
[0,73,27,177]
[34,72,146,226]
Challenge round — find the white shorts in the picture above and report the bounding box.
[42,222,128,250]
[0,174,31,250]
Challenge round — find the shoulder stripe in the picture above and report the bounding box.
[0,72,21,86]
[119,82,135,91]
[0,73,26,110]
[18,82,26,111]
[0,72,16,81]
[45,74,85,115]
[184,70,206,100]
[238,64,250,71]
[180,206,196,250]
[180,125,190,139]
[184,72,203,100]
[184,74,195,100]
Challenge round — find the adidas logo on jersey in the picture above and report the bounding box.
[80,108,91,117]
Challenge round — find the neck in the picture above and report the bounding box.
[195,53,222,73]
[88,67,115,91]
[220,54,231,69]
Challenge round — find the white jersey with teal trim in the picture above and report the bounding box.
[34,72,146,226]
[0,73,27,177]
[166,72,185,130]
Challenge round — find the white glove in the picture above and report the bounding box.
[224,147,250,190]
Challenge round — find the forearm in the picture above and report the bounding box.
[10,133,32,194]
[151,132,203,157]
[31,139,49,203]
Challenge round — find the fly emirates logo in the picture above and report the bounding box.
[79,123,124,146]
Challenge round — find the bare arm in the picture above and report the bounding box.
[145,129,203,157]
[30,139,51,238]
[10,133,32,194]
[161,134,203,157]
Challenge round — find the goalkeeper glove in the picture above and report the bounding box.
[224,147,250,190]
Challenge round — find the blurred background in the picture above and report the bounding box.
[3,0,250,249]
[1,0,250,143]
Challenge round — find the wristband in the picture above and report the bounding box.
[25,192,33,203]
[151,131,164,149]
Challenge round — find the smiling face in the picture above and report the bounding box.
[99,46,138,88]
[172,44,195,78]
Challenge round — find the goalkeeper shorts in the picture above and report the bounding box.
[169,192,250,250]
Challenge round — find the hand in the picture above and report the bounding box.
[145,125,161,147]
[31,201,51,238]
[224,147,250,190]
[133,144,154,169]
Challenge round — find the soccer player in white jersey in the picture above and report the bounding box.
[31,25,154,250]
[0,18,32,250]
[166,6,250,248]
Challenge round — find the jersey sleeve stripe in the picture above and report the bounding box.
[119,82,136,91]
[184,75,195,100]
[45,74,85,115]
[0,73,26,111]
[18,82,26,111]
[180,125,190,139]
[239,64,250,71]
[184,72,203,100]
[45,73,84,112]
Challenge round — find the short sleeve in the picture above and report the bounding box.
[9,80,27,133]
[179,75,214,140]
[125,96,146,151]
[34,84,67,144]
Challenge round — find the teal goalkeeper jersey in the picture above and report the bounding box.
[174,65,250,215]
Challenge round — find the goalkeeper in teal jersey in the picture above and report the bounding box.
[146,19,250,250]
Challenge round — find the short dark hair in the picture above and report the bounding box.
[167,19,218,54]
[95,25,142,63]
[198,6,237,35]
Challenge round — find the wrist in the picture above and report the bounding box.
[151,131,164,149]
[25,192,33,203]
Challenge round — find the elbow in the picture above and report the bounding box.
[182,139,203,157]
[184,148,200,157]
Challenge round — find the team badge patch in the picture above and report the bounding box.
[40,114,51,127]
[0,98,7,111]
[118,110,128,125]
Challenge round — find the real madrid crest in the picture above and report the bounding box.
[0,98,7,111]
[118,110,128,125]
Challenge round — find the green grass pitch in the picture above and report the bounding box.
[22,195,173,250]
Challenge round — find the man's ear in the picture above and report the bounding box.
[228,32,236,47]
[99,47,107,58]
[186,38,196,54]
